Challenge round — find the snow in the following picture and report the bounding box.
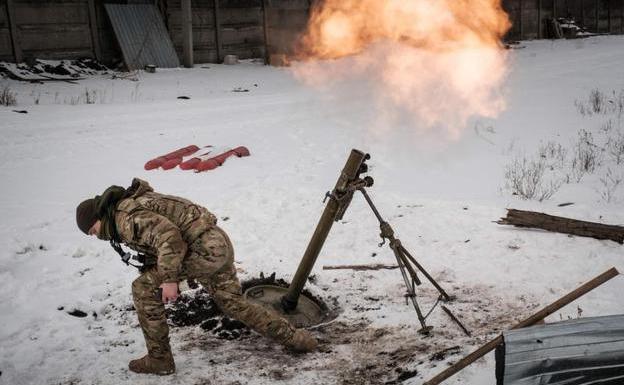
[1,36,624,385]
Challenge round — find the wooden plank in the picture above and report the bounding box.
[192,48,218,63]
[220,43,264,59]
[266,8,308,28]
[214,0,222,61]
[424,268,620,385]
[219,7,262,26]
[6,0,21,62]
[167,9,215,26]
[262,0,269,62]
[266,26,304,53]
[521,0,540,39]
[537,0,542,38]
[518,0,524,40]
[170,27,217,46]
[13,2,89,24]
[497,209,624,243]
[21,48,93,60]
[220,25,263,45]
[18,25,92,51]
[87,0,101,60]
[0,1,7,26]
[502,0,521,40]
[607,0,622,33]
[0,30,13,56]
[266,0,309,10]
[218,0,261,8]
[181,0,193,67]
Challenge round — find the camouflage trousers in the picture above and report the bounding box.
[131,226,296,358]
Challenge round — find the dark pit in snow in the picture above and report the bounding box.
[68,309,88,318]
[167,273,331,340]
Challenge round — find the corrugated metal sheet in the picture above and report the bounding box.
[104,4,180,70]
[497,315,624,385]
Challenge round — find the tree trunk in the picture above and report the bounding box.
[497,209,624,244]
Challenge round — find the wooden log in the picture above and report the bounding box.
[322,264,399,271]
[424,267,620,385]
[497,209,624,244]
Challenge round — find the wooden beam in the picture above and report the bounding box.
[519,0,524,40]
[497,209,624,244]
[6,0,21,63]
[581,0,585,30]
[213,0,222,63]
[87,0,101,61]
[181,0,193,67]
[595,0,599,32]
[537,0,542,38]
[553,0,556,19]
[424,268,620,385]
[607,0,611,33]
[261,0,270,64]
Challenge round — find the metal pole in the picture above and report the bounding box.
[181,0,193,67]
[424,267,620,385]
[282,149,367,311]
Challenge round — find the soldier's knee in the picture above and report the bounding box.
[132,274,157,302]
[132,277,141,298]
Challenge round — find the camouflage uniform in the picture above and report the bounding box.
[115,179,296,359]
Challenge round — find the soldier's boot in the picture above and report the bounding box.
[128,351,175,375]
[284,329,318,353]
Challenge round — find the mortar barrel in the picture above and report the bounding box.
[281,149,367,311]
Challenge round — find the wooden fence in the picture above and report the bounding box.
[503,0,624,40]
[0,0,622,65]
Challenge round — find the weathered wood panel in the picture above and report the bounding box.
[168,9,215,26]
[522,0,540,39]
[597,0,609,32]
[0,31,13,61]
[266,8,308,28]
[170,26,217,47]
[266,0,308,10]
[582,0,597,29]
[611,1,623,33]
[13,2,89,23]
[0,0,12,61]
[503,0,521,40]
[265,0,308,56]
[9,0,93,61]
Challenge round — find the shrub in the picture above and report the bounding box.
[0,85,17,106]
[505,155,563,201]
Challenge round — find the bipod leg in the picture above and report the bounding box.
[399,245,454,302]
[394,240,421,286]
[391,241,431,335]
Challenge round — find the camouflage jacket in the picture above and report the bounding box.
[114,178,217,282]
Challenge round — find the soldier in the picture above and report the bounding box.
[76,178,317,375]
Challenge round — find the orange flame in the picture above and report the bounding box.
[291,0,512,137]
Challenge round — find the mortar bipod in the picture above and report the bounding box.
[356,187,455,334]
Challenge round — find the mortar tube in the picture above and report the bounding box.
[281,149,367,311]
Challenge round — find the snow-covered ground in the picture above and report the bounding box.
[1,36,624,385]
